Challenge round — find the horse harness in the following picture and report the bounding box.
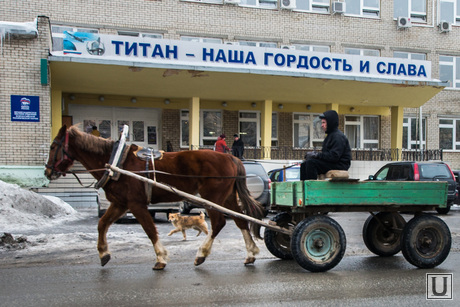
[46,130,75,176]
[96,143,164,204]
[134,147,164,203]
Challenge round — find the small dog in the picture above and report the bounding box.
[168,211,209,241]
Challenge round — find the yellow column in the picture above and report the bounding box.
[390,106,404,161]
[326,103,339,112]
[50,89,62,140]
[261,100,272,159]
[189,97,200,150]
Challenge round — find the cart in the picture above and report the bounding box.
[265,179,452,272]
[106,164,452,273]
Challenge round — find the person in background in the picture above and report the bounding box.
[300,110,351,180]
[214,134,230,153]
[91,126,101,137]
[231,134,244,159]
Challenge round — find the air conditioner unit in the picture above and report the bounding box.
[439,21,452,32]
[332,1,346,14]
[224,0,241,4]
[397,17,411,28]
[280,0,296,10]
[281,45,296,50]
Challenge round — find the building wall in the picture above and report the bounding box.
[2,1,460,177]
[162,109,181,151]
[0,17,51,186]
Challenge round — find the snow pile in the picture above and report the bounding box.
[0,180,80,233]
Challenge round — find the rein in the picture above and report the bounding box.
[61,167,256,180]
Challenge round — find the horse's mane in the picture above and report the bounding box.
[68,125,114,155]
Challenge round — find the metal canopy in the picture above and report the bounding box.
[49,57,445,108]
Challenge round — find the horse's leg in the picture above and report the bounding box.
[194,209,225,266]
[97,203,127,266]
[232,217,260,265]
[129,204,168,270]
[227,191,260,265]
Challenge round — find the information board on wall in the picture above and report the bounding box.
[11,95,40,122]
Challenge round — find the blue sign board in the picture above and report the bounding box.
[11,95,40,122]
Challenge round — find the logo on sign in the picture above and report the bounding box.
[20,97,31,110]
[426,273,453,300]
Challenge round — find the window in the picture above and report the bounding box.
[345,48,380,57]
[394,0,427,22]
[287,44,330,53]
[180,0,222,4]
[51,25,98,51]
[345,116,379,149]
[180,110,223,147]
[293,114,324,148]
[181,36,222,44]
[181,110,189,147]
[439,55,460,88]
[345,0,380,17]
[239,112,260,147]
[439,118,460,150]
[295,0,330,13]
[240,0,277,9]
[439,0,460,25]
[202,110,223,146]
[393,51,426,61]
[272,113,278,147]
[238,40,277,48]
[118,31,163,39]
[403,117,426,149]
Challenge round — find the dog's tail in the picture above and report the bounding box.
[232,156,265,240]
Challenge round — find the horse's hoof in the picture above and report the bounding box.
[153,262,166,270]
[194,257,206,266]
[244,257,256,265]
[101,254,111,267]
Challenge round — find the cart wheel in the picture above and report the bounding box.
[264,212,293,259]
[291,215,346,272]
[401,214,451,269]
[362,212,406,257]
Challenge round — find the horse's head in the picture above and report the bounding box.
[45,125,75,180]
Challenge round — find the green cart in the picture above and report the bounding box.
[265,180,452,272]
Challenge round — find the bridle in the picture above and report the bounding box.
[46,130,75,176]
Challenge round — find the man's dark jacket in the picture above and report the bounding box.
[232,138,244,159]
[317,110,352,169]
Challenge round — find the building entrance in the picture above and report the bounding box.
[69,105,160,149]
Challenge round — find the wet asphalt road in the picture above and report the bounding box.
[1,208,460,306]
[2,253,460,306]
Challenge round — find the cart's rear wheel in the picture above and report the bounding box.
[291,215,346,272]
[362,212,406,257]
[264,212,293,259]
[401,214,451,269]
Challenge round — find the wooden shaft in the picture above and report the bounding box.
[106,163,292,236]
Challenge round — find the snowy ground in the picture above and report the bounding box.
[0,180,275,268]
[1,180,459,270]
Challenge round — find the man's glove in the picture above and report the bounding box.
[304,151,319,160]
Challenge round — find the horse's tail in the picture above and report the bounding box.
[232,157,265,240]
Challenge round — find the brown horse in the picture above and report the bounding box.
[44,125,264,270]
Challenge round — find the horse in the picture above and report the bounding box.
[44,125,265,270]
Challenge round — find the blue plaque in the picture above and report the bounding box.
[11,95,40,122]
